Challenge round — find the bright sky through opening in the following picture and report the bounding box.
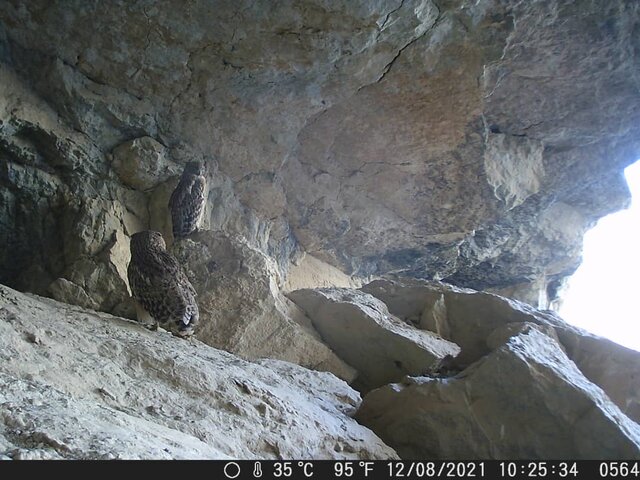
[560,160,640,352]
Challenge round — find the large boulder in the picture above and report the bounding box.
[362,278,534,364]
[171,231,357,382]
[109,136,180,191]
[540,310,640,425]
[288,288,460,391]
[356,326,640,459]
[361,278,640,423]
[0,283,397,460]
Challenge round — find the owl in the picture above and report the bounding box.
[127,230,199,337]
[169,161,207,239]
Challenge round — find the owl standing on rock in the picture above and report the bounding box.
[127,230,199,338]
[169,161,207,239]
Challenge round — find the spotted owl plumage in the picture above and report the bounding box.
[127,230,199,337]
[169,161,206,239]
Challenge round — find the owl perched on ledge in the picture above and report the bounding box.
[127,230,199,337]
[169,161,207,239]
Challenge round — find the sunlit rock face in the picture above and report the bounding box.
[273,278,640,459]
[358,278,640,424]
[356,327,640,460]
[0,284,397,460]
[288,287,460,392]
[1,0,638,310]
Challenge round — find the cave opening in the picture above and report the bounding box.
[560,159,640,351]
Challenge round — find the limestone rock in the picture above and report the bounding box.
[47,277,98,311]
[0,374,229,460]
[362,278,640,423]
[283,253,361,292]
[0,2,639,459]
[233,172,287,221]
[356,327,640,459]
[60,214,134,317]
[363,278,533,365]
[0,284,397,460]
[0,66,148,312]
[287,288,460,391]
[1,1,637,300]
[486,277,550,310]
[361,279,449,330]
[483,133,545,211]
[170,231,357,382]
[539,310,640,425]
[0,69,71,294]
[110,136,179,191]
[148,176,179,244]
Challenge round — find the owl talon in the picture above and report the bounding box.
[175,329,195,339]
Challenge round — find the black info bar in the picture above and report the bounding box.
[2,460,640,479]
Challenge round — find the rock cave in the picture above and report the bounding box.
[1,0,639,460]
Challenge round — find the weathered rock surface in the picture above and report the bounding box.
[0,58,360,387]
[0,283,397,460]
[110,136,180,191]
[356,326,640,460]
[1,1,638,308]
[0,374,230,460]
[361,278,640,423]
[288,288,460,391]
[0,0,639,462]
[0,65,145,314]
[539,311,640,425]
[362,278,535,365]
[171,232,357,382]
[284,253,362,292]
